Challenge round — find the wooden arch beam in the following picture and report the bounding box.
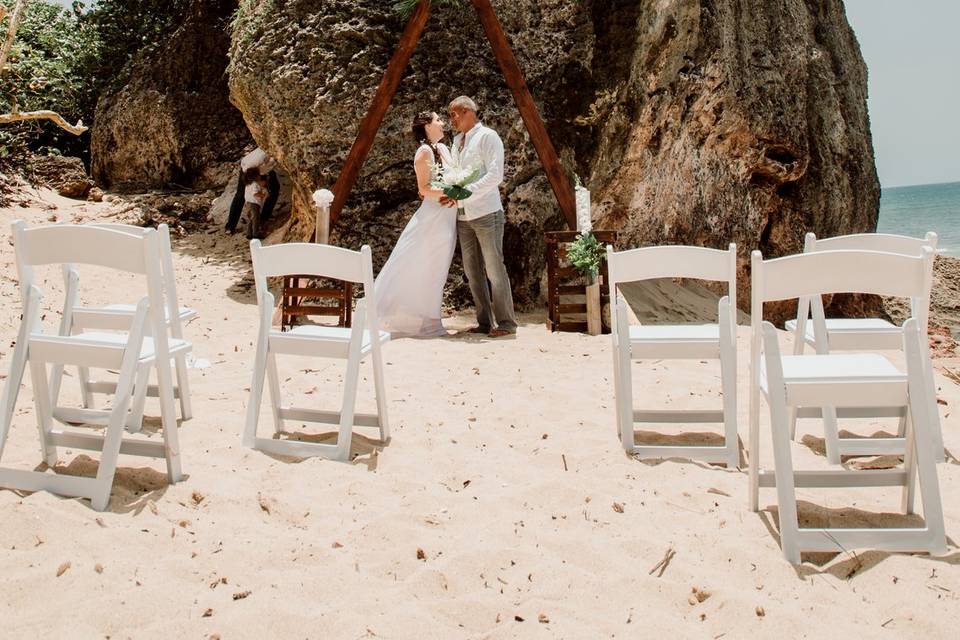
[327,0,577,232]
[470,0,576,229]
[328,0,432,229]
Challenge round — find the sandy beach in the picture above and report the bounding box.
[0,189,958,638]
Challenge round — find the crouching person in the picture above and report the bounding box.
[242,168,270,240]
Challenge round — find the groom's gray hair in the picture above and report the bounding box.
[450,95,479,113]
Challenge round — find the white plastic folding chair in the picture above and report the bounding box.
[0,222,185,510]
[49,223,196,432]
[784,232,941,463]
[748,247,946,563]
[607,244,738,467]
[243,241,390,460]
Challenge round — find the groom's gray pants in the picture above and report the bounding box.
[457,210,518,332]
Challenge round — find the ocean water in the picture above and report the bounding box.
[877,181,960,256]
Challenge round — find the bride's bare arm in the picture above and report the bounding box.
[415,149,445,200]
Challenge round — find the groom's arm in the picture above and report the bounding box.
[462,132,504,202]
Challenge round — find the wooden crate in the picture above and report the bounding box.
[280,276,353,330]
[545,230,617,333]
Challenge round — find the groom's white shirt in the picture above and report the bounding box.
[453,122,504,221]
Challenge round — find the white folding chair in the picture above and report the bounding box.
[748,247,946,563]
[0,222,186,511]
[243,241,390,460]
[784,232,941,463]
[49,223,196,432]
[607,244,738,467]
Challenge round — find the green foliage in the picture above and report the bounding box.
[231,0,278,54]
[0,0,187,159]
[87,0,189,87]
[392,0,463,19]
[567,231,606,282]
[1,1,101,156]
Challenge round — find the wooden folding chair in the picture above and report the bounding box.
[607,244,739,467]
[748,247,946,563]
[243,241,390,460]
[0,222,186,510]
[49,223,196,432]
[784,232,941,463]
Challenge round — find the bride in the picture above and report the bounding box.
[374,111,457,337]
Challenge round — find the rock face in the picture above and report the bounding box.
[27,155,94,199]
[90,0,251,191]
[228,0,878,312]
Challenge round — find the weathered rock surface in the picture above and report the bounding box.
[227,0,878,313]
[90,0,251,192]
[886,255,960,353]
[26,154,94,199]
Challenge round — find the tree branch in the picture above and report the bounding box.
[1,0,27,72]
[1,1,87,136]
[0,108,87,135]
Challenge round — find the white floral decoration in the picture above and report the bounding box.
[313,188,335,209]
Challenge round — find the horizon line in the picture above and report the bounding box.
[883,179,960,190]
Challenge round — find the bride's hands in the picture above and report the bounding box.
[439,195,457,208]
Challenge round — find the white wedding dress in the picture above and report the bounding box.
[374,143,457,337]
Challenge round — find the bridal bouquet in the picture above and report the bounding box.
[432,163,482,201]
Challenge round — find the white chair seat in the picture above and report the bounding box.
[628,323,722,359]
[75,331,191,359]
[629,324,720,343]
[772,353,905,384]
[786,317,898,333]
[31,332,191,367]
[74,303,198,325]
[786,317,902,350]
[270,326,389,358]
[285,324,390,341]
[762,353,907,408]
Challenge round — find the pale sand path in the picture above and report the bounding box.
[0,189,958,638]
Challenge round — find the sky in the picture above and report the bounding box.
[47,0,957,188]
[843,1,959,188]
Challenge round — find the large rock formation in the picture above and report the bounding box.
[91,0,251,191]
[225,0,878,312]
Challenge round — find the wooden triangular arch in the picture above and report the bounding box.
[323,0,576,240]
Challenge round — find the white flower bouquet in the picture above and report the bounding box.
[431,163,482,201]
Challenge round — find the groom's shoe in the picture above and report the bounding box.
[487,328,515,338]
[466,325,491,334]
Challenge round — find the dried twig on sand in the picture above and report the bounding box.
[941,366,960,387]
[648,547,676,577]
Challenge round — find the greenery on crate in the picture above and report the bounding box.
[567,231,605,283]
[392,0,463,19]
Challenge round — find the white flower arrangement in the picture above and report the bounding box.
[575,184,592,233]
[312,188,335,209]
[431,163,482,200]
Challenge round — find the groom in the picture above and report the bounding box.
[444,96,518,338]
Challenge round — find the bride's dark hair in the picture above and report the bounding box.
[412,111,441,165]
